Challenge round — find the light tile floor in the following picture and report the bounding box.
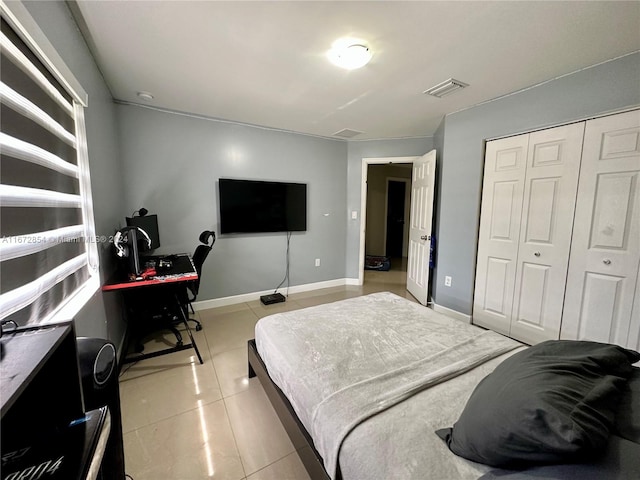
[119,260,413,480]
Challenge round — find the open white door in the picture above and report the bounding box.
[407,150,436,305]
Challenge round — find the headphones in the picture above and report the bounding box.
[113,226,152,258]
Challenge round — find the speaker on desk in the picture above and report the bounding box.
[76,337,125,480]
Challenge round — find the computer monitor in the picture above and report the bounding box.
[126,214,160,250]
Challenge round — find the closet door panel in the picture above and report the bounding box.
[516,262,550,326]
[473,134,528,335]
[568,272,626,343]
[510,122,585,345]
[561,110,640,347]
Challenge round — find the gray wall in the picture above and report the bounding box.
[345,138,434,278]
[115,105,348,300]
[117,105,436,299]
[435,52,640,315]
[22,2,126,345]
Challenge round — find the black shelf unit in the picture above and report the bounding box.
[1,323,111,479]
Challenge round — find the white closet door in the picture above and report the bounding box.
[561,110,640,347]
[509,123,585,344]
[473,134,528,335]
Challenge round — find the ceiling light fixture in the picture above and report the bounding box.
[137,91,154,101]
[423,78,468,98]
[328,39,372,70]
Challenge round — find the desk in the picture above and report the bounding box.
[102,254,203,365]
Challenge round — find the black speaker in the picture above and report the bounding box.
[76,338,125,480]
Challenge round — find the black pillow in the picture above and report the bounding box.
[436,340,640,468]
[613,366,640,443]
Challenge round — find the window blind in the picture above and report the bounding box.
[0,10,98,327]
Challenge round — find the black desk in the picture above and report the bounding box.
[102,254,203,364]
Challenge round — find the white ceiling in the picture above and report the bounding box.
[73,1,640,140]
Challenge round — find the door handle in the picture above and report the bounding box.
[420,235,430,241]
[534,252,541,257]
[603,259,611,265]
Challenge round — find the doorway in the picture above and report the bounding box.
[359,157,417,286]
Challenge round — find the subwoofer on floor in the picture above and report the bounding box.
[76,337,125,480]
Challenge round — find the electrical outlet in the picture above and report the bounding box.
[315,258,321,267]
[351,211,358,219]
[444,276,452,287]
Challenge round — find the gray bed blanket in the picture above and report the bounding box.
[313,330,519,478]
[255,291,523,479]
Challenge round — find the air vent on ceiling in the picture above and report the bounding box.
[333,128,364,139]
[423,78,469,98]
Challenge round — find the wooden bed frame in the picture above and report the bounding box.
[247,339,330,480]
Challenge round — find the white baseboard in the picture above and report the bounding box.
[192,278,360,311]
[432,303,472,324]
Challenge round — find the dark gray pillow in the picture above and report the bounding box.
[614,366,640,444]
[436,340,640,468]
[478,435,640,480]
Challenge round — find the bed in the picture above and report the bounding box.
[247,292,640,480]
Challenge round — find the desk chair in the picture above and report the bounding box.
[184,230,216,331]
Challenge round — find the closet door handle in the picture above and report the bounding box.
[534,252,541,257]
[603,259,611,265]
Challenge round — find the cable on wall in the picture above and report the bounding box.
[274,231,292,297]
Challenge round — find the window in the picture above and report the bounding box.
[0,2,99,327]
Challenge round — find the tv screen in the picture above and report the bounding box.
[219,179,307,234]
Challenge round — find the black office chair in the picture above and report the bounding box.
[183,230,215,331]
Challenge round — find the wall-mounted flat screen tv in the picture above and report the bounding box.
[219,178,307,234]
